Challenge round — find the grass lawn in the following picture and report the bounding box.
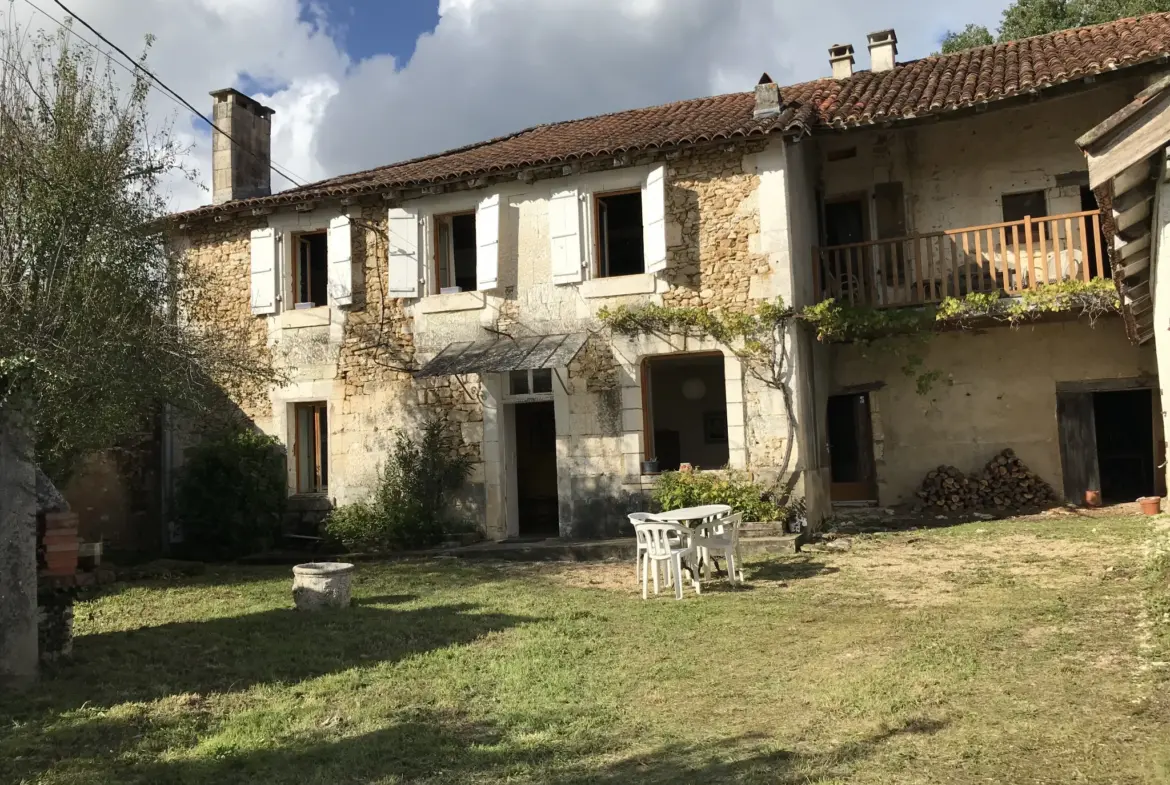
[4,514,1170,784]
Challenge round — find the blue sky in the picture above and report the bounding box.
[314,0,440,64]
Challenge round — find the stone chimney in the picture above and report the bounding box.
[867,29,898,73]
[753,73,781,119]
[210,88,275,205]
[829,44,855,80]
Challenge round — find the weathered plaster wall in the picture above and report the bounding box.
[819,80,1140,236]
[831,318,1157,505]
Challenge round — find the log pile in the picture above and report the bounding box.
[914,449,1059,513]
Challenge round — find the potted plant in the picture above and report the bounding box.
[641,457,659,475]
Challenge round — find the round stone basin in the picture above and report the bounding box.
[292,562,355,610]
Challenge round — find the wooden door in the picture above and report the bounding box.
[1056,390,1100,504]
[828,393,878,502]
[824,198,871,302]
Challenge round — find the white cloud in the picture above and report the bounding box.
[6,0,1007,211]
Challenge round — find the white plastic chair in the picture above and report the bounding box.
[695,512,744,586]
[634,520,700,600]
[628,512,663,584]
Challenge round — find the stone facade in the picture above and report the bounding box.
[176,76,1160,538]
[177,139,825,540]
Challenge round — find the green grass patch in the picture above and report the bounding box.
[3,516,1169,784]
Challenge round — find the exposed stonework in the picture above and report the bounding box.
[663,142,768,311]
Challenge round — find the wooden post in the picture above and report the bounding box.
[971,230,982,294]
[1065,216,1075,281]
[1024,216,1035,289]
[999,226,1009,290]
[1036,217,1048,286]
[1092,212,1105,280]
[1077,215,1090,281]
[915,235,926,302]
[813,246,822,299]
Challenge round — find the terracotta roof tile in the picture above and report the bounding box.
[178,12,1170,220]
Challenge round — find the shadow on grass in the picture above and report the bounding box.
[18,710,948,785]
[746,557,840,583]
[8,602,536,719]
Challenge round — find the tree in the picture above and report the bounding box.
[940,0,1170,53]
[940,24,995,54]
[0,23,276,685]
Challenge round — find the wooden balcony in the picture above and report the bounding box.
[812,210,1108,308]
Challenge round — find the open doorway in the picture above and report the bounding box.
[1093,390,1155,503]
[1057,383,1160,505]
[827,392,877,503]
[514,401,559,537]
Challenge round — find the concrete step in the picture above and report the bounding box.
[739,522,789,538]
[442,534,801,562]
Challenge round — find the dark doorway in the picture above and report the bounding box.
[827,393,877,502]
[823,197,870,302]
[1093,389,1155,503]
[1057,384,1159,505]
[515,402,559,537]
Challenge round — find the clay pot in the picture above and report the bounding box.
[1084,490,1102,508]
[1138,496,1162,516]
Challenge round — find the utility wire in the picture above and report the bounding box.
[20,0,308,188]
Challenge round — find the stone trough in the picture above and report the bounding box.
[292,562,355,610]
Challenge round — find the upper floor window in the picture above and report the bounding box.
[434,211,478,293]
[294,231,329,307]
[1002,190,1047,223]
[595,190,646,277]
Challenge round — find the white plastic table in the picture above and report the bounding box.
[656,505,732,578]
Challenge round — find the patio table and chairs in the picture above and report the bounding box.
[629,504,744,599]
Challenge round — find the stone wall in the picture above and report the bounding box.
[831,318,1158,505]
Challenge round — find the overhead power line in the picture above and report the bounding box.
[19,0,308,188]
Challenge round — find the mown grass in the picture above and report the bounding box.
[3,515,1169,784]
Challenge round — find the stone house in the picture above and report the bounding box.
[169,14,1170,539]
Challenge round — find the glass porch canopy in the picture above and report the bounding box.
[413,333,589,378]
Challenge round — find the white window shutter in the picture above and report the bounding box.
[249,227,277,315]
[327,214,353,306]
[476,193,501,290]
[643,165,667,273]
[549,187,583,284]
[387,207,421,298]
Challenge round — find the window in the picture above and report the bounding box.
[294,402,328,494]
[595,190,645,277]
[508,368,554,397]
[1002,190,1048,239]
[643,354,729,471]
[434,211,477,293]
[294,232,328,307]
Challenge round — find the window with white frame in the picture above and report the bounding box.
[433,211,478,292]
[594,190,645,277]
[547,165,667,285]
[294,401,329,494]
[248,215,353,315]
[507,368,554,399]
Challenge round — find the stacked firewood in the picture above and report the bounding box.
[914,449,1059,512]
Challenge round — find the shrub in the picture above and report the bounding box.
[175,429,286,560]
[326,420,473,551]
[652,470,785,523]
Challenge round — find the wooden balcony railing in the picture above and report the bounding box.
[812,210,1107,308]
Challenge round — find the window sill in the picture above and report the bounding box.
[280,306,330,329]
[418,290,487,314]
[581,273,657,299]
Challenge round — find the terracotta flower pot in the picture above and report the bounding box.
[1138,496,1162,516]
[1084,490,1102,508]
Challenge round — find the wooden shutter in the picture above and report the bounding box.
[249,227,277,315]
[549,187,583,284]
[642,165,667,273]
[1056,391,1100,504]
[387,207,421,298]
[327,214,353,306]
[476,193,501,290]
